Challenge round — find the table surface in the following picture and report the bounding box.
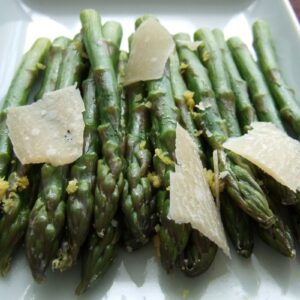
[291,0,300,19]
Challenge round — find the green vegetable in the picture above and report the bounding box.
[0,38,51,178]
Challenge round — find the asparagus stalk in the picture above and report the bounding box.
[253,20,300,138]
[35,37,71,99]
[75,222,120,295]
[80,9,125,237]
[117,51,128,160]
[52,71,99,272]
[227,37,284,130]
[122,80,153,250]
[212,29,257,133]
[169,49,218,273]
[0,38,51,178]
[103,21,123,72]
[148,72,191,272]
[0,37,69,276]
[258,199,296,258]
[25,34,87,282]
[174,33,274,227]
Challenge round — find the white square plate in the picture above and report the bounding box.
[1,0,300,299]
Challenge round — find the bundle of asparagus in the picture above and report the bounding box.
[1,9,300,295]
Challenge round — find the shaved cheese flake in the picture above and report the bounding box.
[223,122,300,192]
[7,86,85,167]
[168,123,230,257]
[124,18,175,86]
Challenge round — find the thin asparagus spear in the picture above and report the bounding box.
[148,72,191,272]
[0,37,69,275]
[35,37,71,99]
[169,49,218,273]
[25,34,87,282]
[212,29,257,133]
[103,21,123,72]
[179,231,217,277]
[52,71,99,271]
[0,38,51,178]
[258,200,296,258]
[75,222,120,295]
[117,51,128,160]
[227,37,284,130]
[253,20,300,138]
[80,9,125,237]
[174,33,275,227]
[122,81,153,250]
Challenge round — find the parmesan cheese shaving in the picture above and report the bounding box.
[124,18,175,86]
[223,122,300,192]
[168,123,230,257]
[7,86,85,167]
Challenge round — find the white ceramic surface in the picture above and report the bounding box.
[1,0,300,299]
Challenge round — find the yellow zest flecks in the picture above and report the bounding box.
[0,178,9,199]
[179,62,189,74]
[66,179,78,195]
[153,234,161,258]
[37,63,46,70]
[204,168,225,197]
[17,176,29,191]
[183,90,195,112]
[194,129,203,137]
[166,186,170,191]
[2,193,16,214]
[140,140,146,150]
[202,50,210,62]
[148,172,161,188]
[155,148,174,166]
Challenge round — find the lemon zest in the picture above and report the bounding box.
[66,179,78,195]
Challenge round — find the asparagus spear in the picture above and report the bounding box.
[174,33,274,227]
[147,72,191,272]
[122,81,153,250]
[103,21,123,72]
[227,37,284,130]
[25,34,87,282]
[169,49,218,272]
[258,200,295,258]
[80,9,125,237]
[75,222,120,295]
[117,51,128,160]
[218,32,295,257]
[52,71,99,272]
[179,231,217,277]
[212,29,257,133]
[0,38,51,178]
[35,37,71,99]
[0,37,69,276]
[253,20,300,138]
